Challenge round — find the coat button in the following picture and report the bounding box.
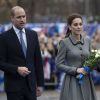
[81,54,83,57]
[79,47,82,50]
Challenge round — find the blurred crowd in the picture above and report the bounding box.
[91,27,100,85]
[38,31,65,90]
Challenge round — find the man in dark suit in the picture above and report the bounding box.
[0,6,44,100]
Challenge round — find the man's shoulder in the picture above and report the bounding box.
[1,27,13,34]
[25,28,38,38]
[25,28,37,34]
[0,30,10,37]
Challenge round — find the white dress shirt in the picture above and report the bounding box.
[13,25,27,48]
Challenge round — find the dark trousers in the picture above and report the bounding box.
[6,80,36,100]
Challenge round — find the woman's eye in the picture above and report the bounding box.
[74,23,78,26]
[73,23,82,26]
[79,23,82,26]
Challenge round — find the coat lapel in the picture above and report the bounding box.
[25,29,33,58]
[10,28,25,58]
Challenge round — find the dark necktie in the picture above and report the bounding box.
[19,30,26,57]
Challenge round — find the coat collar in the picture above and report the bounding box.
[69,34,84,45]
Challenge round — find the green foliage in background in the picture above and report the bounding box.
[0,9,10,23]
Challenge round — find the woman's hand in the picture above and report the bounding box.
[76,68,87,75]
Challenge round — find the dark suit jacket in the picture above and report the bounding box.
[0,27,44,92]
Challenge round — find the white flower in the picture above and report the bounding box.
[95,53,100,58]
[97,50,100,55]
[95,49,100,58]
[97,49,100,53]
[94,50,98,52]
[91,49,95,52]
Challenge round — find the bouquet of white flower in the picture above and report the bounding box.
[76,49,100,84]
[83,49,100,68]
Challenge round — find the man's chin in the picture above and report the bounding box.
[18,26,25,30]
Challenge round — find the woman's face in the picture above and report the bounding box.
[69,18,83,35]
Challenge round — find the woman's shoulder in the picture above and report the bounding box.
[84,35,91,42]
[57,37,70,50]
[58,37,69,46]
[61,37,70,43]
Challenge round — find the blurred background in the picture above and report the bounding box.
[0,0,100,100]
[0,0,100,23]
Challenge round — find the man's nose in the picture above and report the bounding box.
[20,17,24,21]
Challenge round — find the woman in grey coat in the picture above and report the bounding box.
[55,13,97,100]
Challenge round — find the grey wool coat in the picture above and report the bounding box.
[55,35,97,100]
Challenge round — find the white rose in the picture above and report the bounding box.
[91,49,95,52]
[95,53,100,58]
[94,50,98,52]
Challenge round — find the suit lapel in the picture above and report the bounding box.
[10,28,25,58]
[25,29,31,58]
[25,29,35,59]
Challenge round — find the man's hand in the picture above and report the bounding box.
[17,67,31,77]
[36,87,43,97]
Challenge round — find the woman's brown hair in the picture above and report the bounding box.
[65,13,82,37]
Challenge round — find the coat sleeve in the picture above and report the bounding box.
[0,35,18,74]
[34,32,44,87]
[55,40,77,76]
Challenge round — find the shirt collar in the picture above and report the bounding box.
[13,25,25,34]
[69,34,84,45]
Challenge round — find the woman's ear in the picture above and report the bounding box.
[69,26,71,31]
